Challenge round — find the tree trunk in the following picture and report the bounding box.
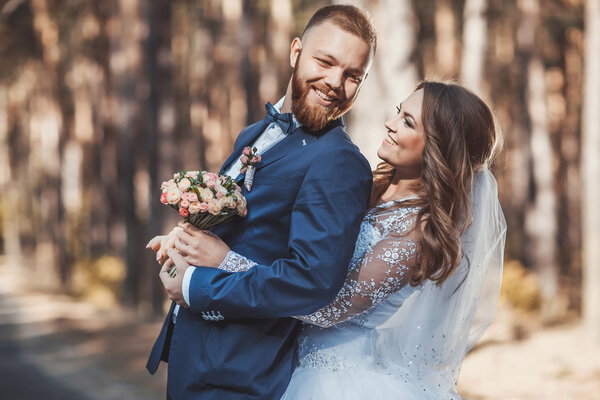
[461,0,488,95]
[144,0,173,316]
[521,0,562,323]
[435,0,458,78]
[582,0,600,341]
[109,0,144,309]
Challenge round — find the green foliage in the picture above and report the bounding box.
[501,260,541,312]
[71,255,126,309]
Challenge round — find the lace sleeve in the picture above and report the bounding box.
[218,251,258,272]
[297,212,418,328]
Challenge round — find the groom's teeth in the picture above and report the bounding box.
[315,88,333,101]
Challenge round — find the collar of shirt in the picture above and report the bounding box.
[273,96,301,129]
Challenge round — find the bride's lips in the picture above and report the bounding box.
[384,133,398,146]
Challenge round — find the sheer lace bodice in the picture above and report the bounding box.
[219,199,421,328]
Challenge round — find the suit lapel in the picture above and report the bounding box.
[253,130,314,171]
[219,120,270,174]
[225,118,344,183]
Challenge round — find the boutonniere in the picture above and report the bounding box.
[240,146,262,191]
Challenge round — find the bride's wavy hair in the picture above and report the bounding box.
[371,81,501,286]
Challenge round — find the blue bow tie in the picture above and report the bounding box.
[264,102,295,134]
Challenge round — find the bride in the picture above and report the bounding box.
[169,80,506,399]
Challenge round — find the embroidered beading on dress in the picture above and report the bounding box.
[295,202,420,327]
[217,200,422,328]
[219,250,257,273]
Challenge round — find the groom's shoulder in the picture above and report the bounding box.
[309,126,371,173]
[314,124,359,152]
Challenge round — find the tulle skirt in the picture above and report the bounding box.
[280,366,463,400]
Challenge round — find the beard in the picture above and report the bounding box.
[291,54,355,132]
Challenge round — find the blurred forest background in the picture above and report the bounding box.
[0,0,599,399]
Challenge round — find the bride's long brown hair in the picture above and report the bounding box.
[371,81,501,286]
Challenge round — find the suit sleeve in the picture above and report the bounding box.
[187,146,373,319]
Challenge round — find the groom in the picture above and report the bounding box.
[147,5,377,399]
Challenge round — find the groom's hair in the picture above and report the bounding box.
[302,5,377,56]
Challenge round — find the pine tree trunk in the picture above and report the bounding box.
[461,0,488,95]
[520,0,562,323]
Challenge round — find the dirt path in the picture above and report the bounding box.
[0,266,167,400]
[458,307,600,400]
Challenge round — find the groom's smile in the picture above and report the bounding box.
[282,20,373,131]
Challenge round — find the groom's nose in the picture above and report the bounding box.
[324,68,344,94]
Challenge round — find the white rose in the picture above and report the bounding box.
[178,177,191,191]
[166,188,182,204]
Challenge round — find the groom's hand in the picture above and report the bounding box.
[159,249,190,307]
[175,222,230,267]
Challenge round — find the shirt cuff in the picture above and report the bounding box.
[182,266,196,307]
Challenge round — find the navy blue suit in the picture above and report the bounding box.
[147,117,372,399]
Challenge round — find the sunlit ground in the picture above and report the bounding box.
[1,262,599,400]
[0,264,166,400]
[459,305,600,400]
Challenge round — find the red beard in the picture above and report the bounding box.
[291,54,355,132]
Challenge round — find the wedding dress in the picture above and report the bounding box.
[220,169,506,400]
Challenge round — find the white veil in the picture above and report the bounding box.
[374,168,507,385]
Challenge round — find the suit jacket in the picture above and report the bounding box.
[147,117,372,399]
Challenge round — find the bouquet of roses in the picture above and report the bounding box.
[160,170,247,276]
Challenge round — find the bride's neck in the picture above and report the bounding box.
[377,172,422,205]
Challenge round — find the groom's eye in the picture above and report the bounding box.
[316,58,332,67]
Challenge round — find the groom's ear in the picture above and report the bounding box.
[289,37,302,68]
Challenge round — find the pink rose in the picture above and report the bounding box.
[222,197,236,209]
[166,188,182,204]
[188,201,202,214]
[236,195,247,215]
[160,192,168,204]
[251,155,260,164]
[181,192,198,203]
[205,179,216,188]
[240,155,249,164]
[161,179,175,191]
[179,207,189,217]
[180,200,190,209]
[199,202,209,212]
[214,184,228,198]
[242,147,251,156]
[207,199,222,215]
[187,192,198,203]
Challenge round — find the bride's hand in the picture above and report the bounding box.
[146,226,182,265]
[174,222,230,268]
